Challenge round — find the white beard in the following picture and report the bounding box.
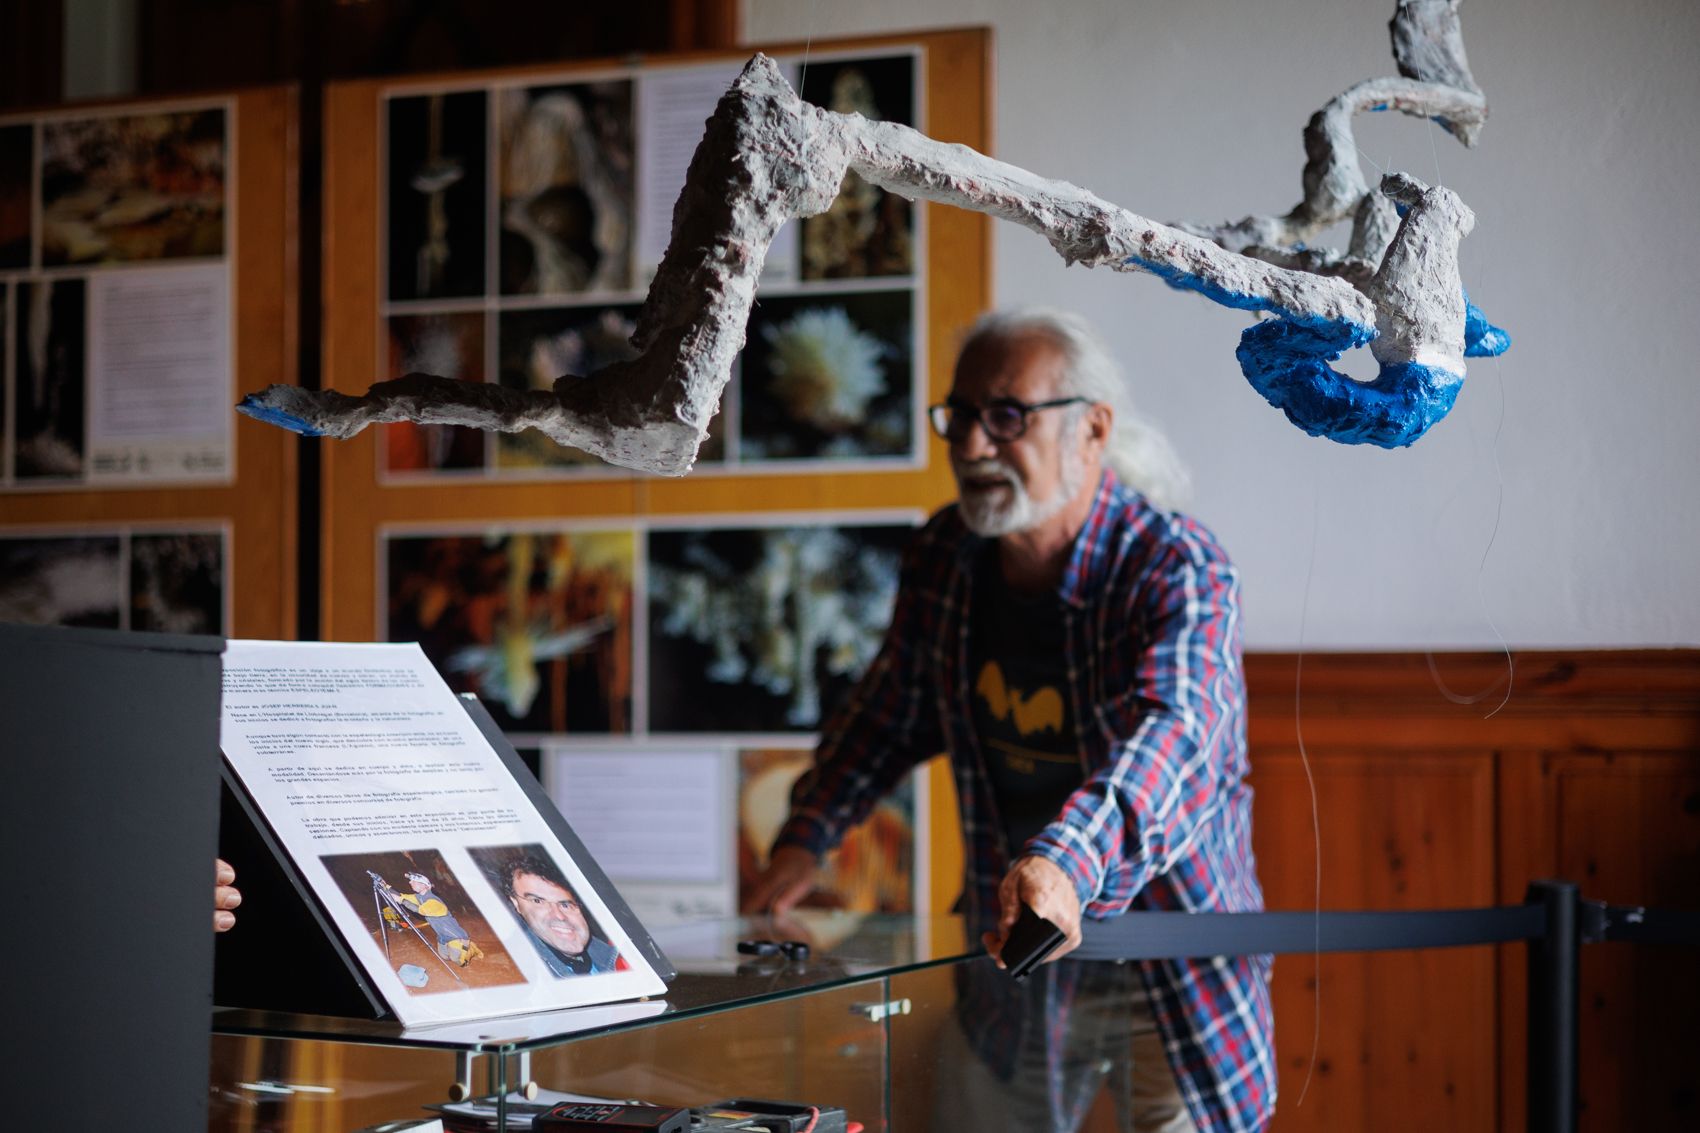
[953,447,1086,537]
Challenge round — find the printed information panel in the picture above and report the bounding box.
[219,639,666,1026]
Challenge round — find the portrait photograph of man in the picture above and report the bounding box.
[470,844,627,977]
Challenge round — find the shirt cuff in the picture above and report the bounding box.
[1024,822,1105,914]
[773,813,833,860]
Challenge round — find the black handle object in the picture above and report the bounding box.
[1003,904,1066,980]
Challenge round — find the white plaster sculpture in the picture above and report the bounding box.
[240,0,1505,472]
[1179,0,1485,277]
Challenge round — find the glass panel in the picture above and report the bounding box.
[213,915,978,1053]
[518,978,893,1129]
[892,957,1152,1133]
[208,1035,489,1133]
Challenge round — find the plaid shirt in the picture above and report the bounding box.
[777,471,1275,1132]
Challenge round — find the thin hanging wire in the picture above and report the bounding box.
[1424,353,1514,715]
[1419,118,1516,716]
[1292,472,1324,1109]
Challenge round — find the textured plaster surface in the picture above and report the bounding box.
[241,1,1500,469]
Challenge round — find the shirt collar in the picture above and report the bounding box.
[1056,468,1118,610]
[950,468,1123,611]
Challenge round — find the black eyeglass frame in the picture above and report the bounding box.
[927,396,1090,442]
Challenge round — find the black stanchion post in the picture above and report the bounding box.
[1526,880,1580,1133]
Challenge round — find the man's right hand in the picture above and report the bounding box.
[741,844,821,915]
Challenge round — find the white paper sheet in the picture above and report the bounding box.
[615,882,736,929]
[544,746,728,884]
[219,640,666,1026]
[86,263,232,482]
[635,64,798,286]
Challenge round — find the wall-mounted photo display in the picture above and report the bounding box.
[797,53,917,281]
[381,511,918,740]
[0,531,119,627]
[383,527,636,736]
[11,277,86,481]
[0,124,29,270]
[40,108,225,266]
[543,744,737,927]
[539,740,926,929]
[372,48,924,483]
[738,288,915,463]
[0,524,227,632]
[386,90,488,303]
[738,746,917,914]
[130,530,225,633]
[645,517,913,734]
[498,80,635,298]
[0,102,234,488]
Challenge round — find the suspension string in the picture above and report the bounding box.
[797,0,820,132]
[1292,471,1324,1109]
[1407,116,1517,715]
[1353,144,1391,177]
[1425,350,1515,715]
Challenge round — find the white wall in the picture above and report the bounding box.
[744,0,1700,649]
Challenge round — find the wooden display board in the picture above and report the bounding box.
[0,86,298,639]
[319,31,990,916]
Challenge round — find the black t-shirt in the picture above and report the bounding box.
[969,549,1083,855]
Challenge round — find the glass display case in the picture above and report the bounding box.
[212,913,1113,1132]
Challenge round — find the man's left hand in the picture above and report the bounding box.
[214,857,241,933]
[982,855,1082,968]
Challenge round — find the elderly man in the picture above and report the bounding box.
[744,309,1273,1132]
[503,855,622,976]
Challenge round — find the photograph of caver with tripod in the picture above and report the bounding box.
[320,849,527,995]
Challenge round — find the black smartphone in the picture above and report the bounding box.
[1001,903,1066,980]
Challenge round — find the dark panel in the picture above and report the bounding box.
[0,0,63,111]
[133,0,717,97]
[0,623,223,1133]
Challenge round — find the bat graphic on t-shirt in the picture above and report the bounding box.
[976,661,1064,737]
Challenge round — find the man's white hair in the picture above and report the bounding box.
[959,308,1191,511]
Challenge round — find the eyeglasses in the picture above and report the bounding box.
[927,396,1089,442]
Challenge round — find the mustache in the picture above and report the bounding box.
[952,458,1022,486]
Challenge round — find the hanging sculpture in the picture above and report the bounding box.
[239,0,1507,475]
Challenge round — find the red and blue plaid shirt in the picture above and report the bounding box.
[778,471,1275,1132]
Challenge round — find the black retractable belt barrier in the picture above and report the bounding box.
[1071,878,1700,1133]
[1072,903,1545,960]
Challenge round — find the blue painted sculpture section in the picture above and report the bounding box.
[1137,253,1510,448]
[1464,292,1511,357]
[237,393,324,436]
[1235,318,1461,449]
[1125,254,1335,323]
